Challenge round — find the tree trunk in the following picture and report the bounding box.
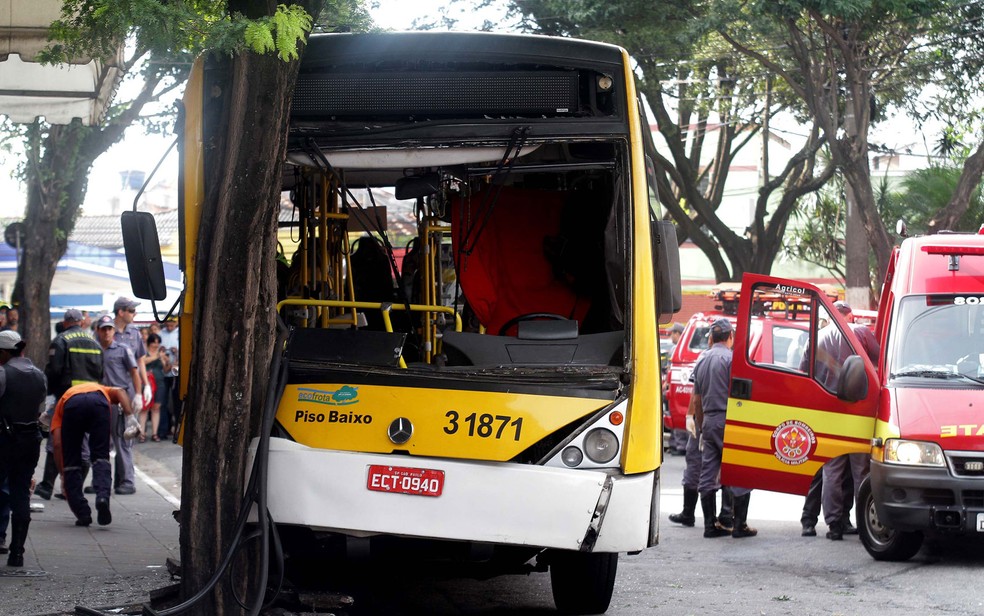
[178,48,299,614]
[839,155,893,284]
[927,141,984,233]
[14,121,93,369]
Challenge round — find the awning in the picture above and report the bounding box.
[0,0,122,125]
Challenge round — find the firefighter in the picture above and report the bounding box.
[694,318,756,538]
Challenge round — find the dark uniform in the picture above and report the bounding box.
[45,324,104,399]
[667,352,733,528]
[35,314,104,500]
[53,383,128,527]
[0,333,49,567]
[693,318,756,538]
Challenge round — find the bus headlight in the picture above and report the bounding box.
[561,446,583,467]
[884,439,945,467]
[583,428,618,464]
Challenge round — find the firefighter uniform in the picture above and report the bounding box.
[694,318,756,539]
[35,311,104,500]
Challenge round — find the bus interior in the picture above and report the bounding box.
[278,137,632,382]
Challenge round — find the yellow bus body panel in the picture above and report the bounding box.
[622,48,661,474]
[277,383,611,461]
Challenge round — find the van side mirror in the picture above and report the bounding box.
[651,219,682,323]
[837,355,869,402]
[121,211,167,301]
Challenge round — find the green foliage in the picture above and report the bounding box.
[243,5,314,60]
[785,181,847,282]
[39,0,372,66]
[889,166,984,233]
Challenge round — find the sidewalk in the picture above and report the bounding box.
[2,446,181,616]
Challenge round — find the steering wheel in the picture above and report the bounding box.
[498,312,568,336]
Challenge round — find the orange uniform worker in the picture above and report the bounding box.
[51,383,136,527]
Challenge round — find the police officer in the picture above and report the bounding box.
[95,315,141,494]
[0,330,48,566]
[694,318,756,538]
[35,309,104,500]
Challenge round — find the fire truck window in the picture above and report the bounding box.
[688,326,711,353]
[810,305,854,394]
[746,284,810,376]
[774,326,808,370]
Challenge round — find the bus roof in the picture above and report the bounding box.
[301,32,626,70]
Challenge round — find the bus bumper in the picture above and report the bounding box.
[248,437,658,552]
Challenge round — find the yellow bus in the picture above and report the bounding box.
[127,32,681,614]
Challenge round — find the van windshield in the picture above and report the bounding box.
[890,295,984,385]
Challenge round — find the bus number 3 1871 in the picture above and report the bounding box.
[444,411,523,441]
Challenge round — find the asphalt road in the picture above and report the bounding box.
[134,441,984,616]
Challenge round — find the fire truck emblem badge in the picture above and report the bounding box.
[771,420,816,466]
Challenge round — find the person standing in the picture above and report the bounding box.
[140,333,170,442]
[0,330,49,566]
[112,297,151,406]
[157,317,180,441]
[664,322,688,456]
[818,301,879,540]
[95,315,141,495]
[52,383,136,527]
[694,318,757,539]
[667,351,733,530]
[35,309,103,501]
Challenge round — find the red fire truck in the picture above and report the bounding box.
[663,286,824,438]
[721,230,984,561]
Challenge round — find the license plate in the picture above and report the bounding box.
[367,465,444,497]
[977,513,984,532]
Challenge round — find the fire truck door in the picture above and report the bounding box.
[721,274,878,495]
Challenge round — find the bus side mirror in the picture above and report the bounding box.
[837,355,869,402]
[652,220,682,323]
[121,211,167,301]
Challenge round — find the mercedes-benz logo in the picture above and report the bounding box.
[387,417,413,445]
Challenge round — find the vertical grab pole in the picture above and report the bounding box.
[319,175,330,327]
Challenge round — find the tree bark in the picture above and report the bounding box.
[14,121,92,368]
[927,141,984,233]
[178,47,303,613]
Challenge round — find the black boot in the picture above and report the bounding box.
[731,493,758,538]
[701,492,730,538]
[669,488,698,527]
[718,486,734,532]
[6,519,29,567]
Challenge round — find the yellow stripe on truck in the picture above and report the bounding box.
[722,447,823,478]
[726,422,872,461]
[277,383,611,462]
[727,398,874,440]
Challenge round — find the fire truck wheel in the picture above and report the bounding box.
[857,477,923,561]
[549,550,618,615]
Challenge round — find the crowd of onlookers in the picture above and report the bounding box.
[0,296,182,566]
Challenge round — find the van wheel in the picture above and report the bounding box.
[857,477,923,561]
[549,551,617,615]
